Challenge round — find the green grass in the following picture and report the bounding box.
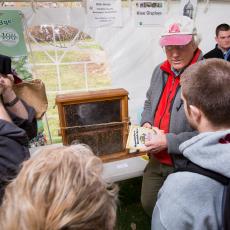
[116,177,151,230]
[30,50,91,63]
[29,40,112,143]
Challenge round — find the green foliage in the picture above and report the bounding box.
[12,56,33,80]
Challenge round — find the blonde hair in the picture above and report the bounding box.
[0,144,118,230]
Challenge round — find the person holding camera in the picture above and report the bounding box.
[0,54,37,203]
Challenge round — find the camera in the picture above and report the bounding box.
[0,54,12,76]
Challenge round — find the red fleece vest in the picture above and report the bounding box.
[153,49,201,165]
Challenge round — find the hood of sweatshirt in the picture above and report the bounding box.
[179,130,230,177]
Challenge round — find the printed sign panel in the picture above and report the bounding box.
[87,0,122,27]
[180,0,197,19]
[135,1,165,27]
[0,10,27,57]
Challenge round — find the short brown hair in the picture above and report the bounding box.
[216,23,230,37]
[0,144,118,230]
[181,58,230,126]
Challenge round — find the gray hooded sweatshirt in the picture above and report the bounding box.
[152,130,230,230]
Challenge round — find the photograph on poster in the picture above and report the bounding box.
[180,0,197,19]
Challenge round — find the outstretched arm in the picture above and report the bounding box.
[0,74,28,119]
[0,74,37,140]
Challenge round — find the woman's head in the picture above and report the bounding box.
[0,144,118,230]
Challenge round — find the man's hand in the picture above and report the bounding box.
[151,126,165,135]
[141,123,167,154]
[142,123,164,134]
[0,74,17,103]
[0,74,28,119]
[0,74,14,92]
[142,122,152,129]
[141,131,167,155]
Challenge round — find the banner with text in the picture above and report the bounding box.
[87,0,122,27]
[135,1,165,27]
[0,10,27,57]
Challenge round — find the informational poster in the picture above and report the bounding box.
[87,0,122,27]
[0,10,27,57]
[180,0,197,19]
[135,1,166,27]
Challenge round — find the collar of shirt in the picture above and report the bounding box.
[224,48,230,60]
[218,45,228,54]
[171,67,183,77]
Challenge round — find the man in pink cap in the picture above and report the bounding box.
[140,15,203,216]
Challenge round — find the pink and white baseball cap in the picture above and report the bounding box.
[159,16,197,47]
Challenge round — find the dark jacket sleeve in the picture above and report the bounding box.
[7,100,37,140]
[0,119,30,203]
[166,131,198,155]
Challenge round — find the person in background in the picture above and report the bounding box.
[140,15,202,216]
[0,144,118,230]
[152,58,230,230]
[204,23,230,61]
[0,54,37,203]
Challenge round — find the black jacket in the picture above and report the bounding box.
[204,44,230,62]
[0,102,37,203]
[0,120,30,203]
[7,101,37,140]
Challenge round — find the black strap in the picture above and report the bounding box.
[4,96,19,107]
[175,160,230,230]
[174,161,229,186]
[224,183,230,230]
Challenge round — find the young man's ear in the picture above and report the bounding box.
[189,105,202,124]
